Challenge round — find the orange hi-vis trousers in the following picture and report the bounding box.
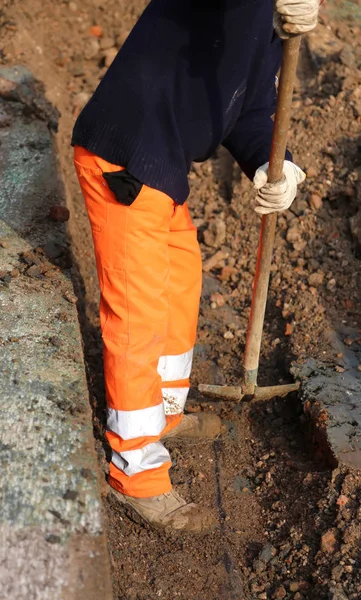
[74,147,202,498]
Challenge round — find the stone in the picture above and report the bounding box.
[350,210,361,249]
[0,76,17,98]
[203,218,226,248]
[103,47,118,67]
[0,111,12,127]
[203,250,226,273]
[49,205,70,222]
[321,530,337,553]
[308,272,324,287]
[26,265,42,278]
[210,292,225,307]
[100,36,115,50]
[253,560,266,574]
[259,544,277,564]
[223,330,234,339]
[349,86,361,118]
[272,585,287,599]
[115,31,129,48]
[84,37,100,60]
[309,193,323,210]
[306,166,318,178]
[339,46,355,68]
[336,495,349,508]
[286,226,302,244]
[89,24,103,37]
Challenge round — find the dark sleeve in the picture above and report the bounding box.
[222,70,292,181]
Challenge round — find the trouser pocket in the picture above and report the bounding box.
[102,170,143,206]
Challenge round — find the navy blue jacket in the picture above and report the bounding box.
[72,0,289,204]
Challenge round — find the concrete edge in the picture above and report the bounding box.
[0,66,112,599]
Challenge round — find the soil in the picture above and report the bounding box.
[2,1,361,598]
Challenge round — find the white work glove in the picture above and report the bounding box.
[253,160,306,215]
[274,0,319,38]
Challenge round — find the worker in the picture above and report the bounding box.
[72,0,319,533]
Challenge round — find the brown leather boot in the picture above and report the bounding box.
[110,487,216,533]
[162,413,224,441]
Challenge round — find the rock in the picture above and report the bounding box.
[327,278,336,291]
[223,330,234,340]
[203,250,226,272]
[306,166,318,178]
[349,86,361,117]
[26,265,42,278]
[0,111,12,127]
[336,494,349,508]
[210,292,225,307]
[253,560,266,574]
[339,46,355,68]
[285,323,293,336]
[350,210,361,249]
[321,530,337,553]
[84,37,100,60]
[309,193,323,210]
[289,582,300,592]
[100,36,115,50]
[219,266,236,281]
[0,76,17,99]
[49,205,70,222]
[259,544,277,564]
[103,47,118,67]
[73,92,91,112]
[89,24,103,37]
[43,240,64,260]
[272,585,287,599]
[286,226,302,244]
[0,240,8,248]
[231,475,252,494]
[203,218,226,248]
[308,272,324,287]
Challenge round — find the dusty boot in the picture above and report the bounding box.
[110,487,216,533]
[162,412,224,441]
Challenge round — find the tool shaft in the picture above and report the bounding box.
[243,36,302,390]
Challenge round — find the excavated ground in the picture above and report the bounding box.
[1,0,361,598]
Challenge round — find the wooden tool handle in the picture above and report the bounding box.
[243,36,302,392]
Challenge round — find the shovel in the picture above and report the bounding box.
[199,36,302,403]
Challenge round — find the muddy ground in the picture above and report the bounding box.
[2,0,361,598]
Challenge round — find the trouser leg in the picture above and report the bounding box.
[74,146,201,497]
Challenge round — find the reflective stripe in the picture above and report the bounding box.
[111,442,170,477]
[107,403,166,440]
[157,348,193,382]
[163,387,189,415]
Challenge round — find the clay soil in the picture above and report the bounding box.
[2,1,361,598]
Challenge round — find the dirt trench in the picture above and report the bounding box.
[2,1,361,599]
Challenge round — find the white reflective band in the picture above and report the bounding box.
[107,403,166,440]
[157,348,193,382]
[162,387,189,415]
[111,442,170,477]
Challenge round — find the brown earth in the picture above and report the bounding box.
[1,0,361,598]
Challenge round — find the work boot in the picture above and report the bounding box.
[110,487,216,533]
[162,412,224,441]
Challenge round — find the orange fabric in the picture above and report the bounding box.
[74,146,201,497]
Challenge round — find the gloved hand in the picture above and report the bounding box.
[274,0,319,38]
[253,160,306,215]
